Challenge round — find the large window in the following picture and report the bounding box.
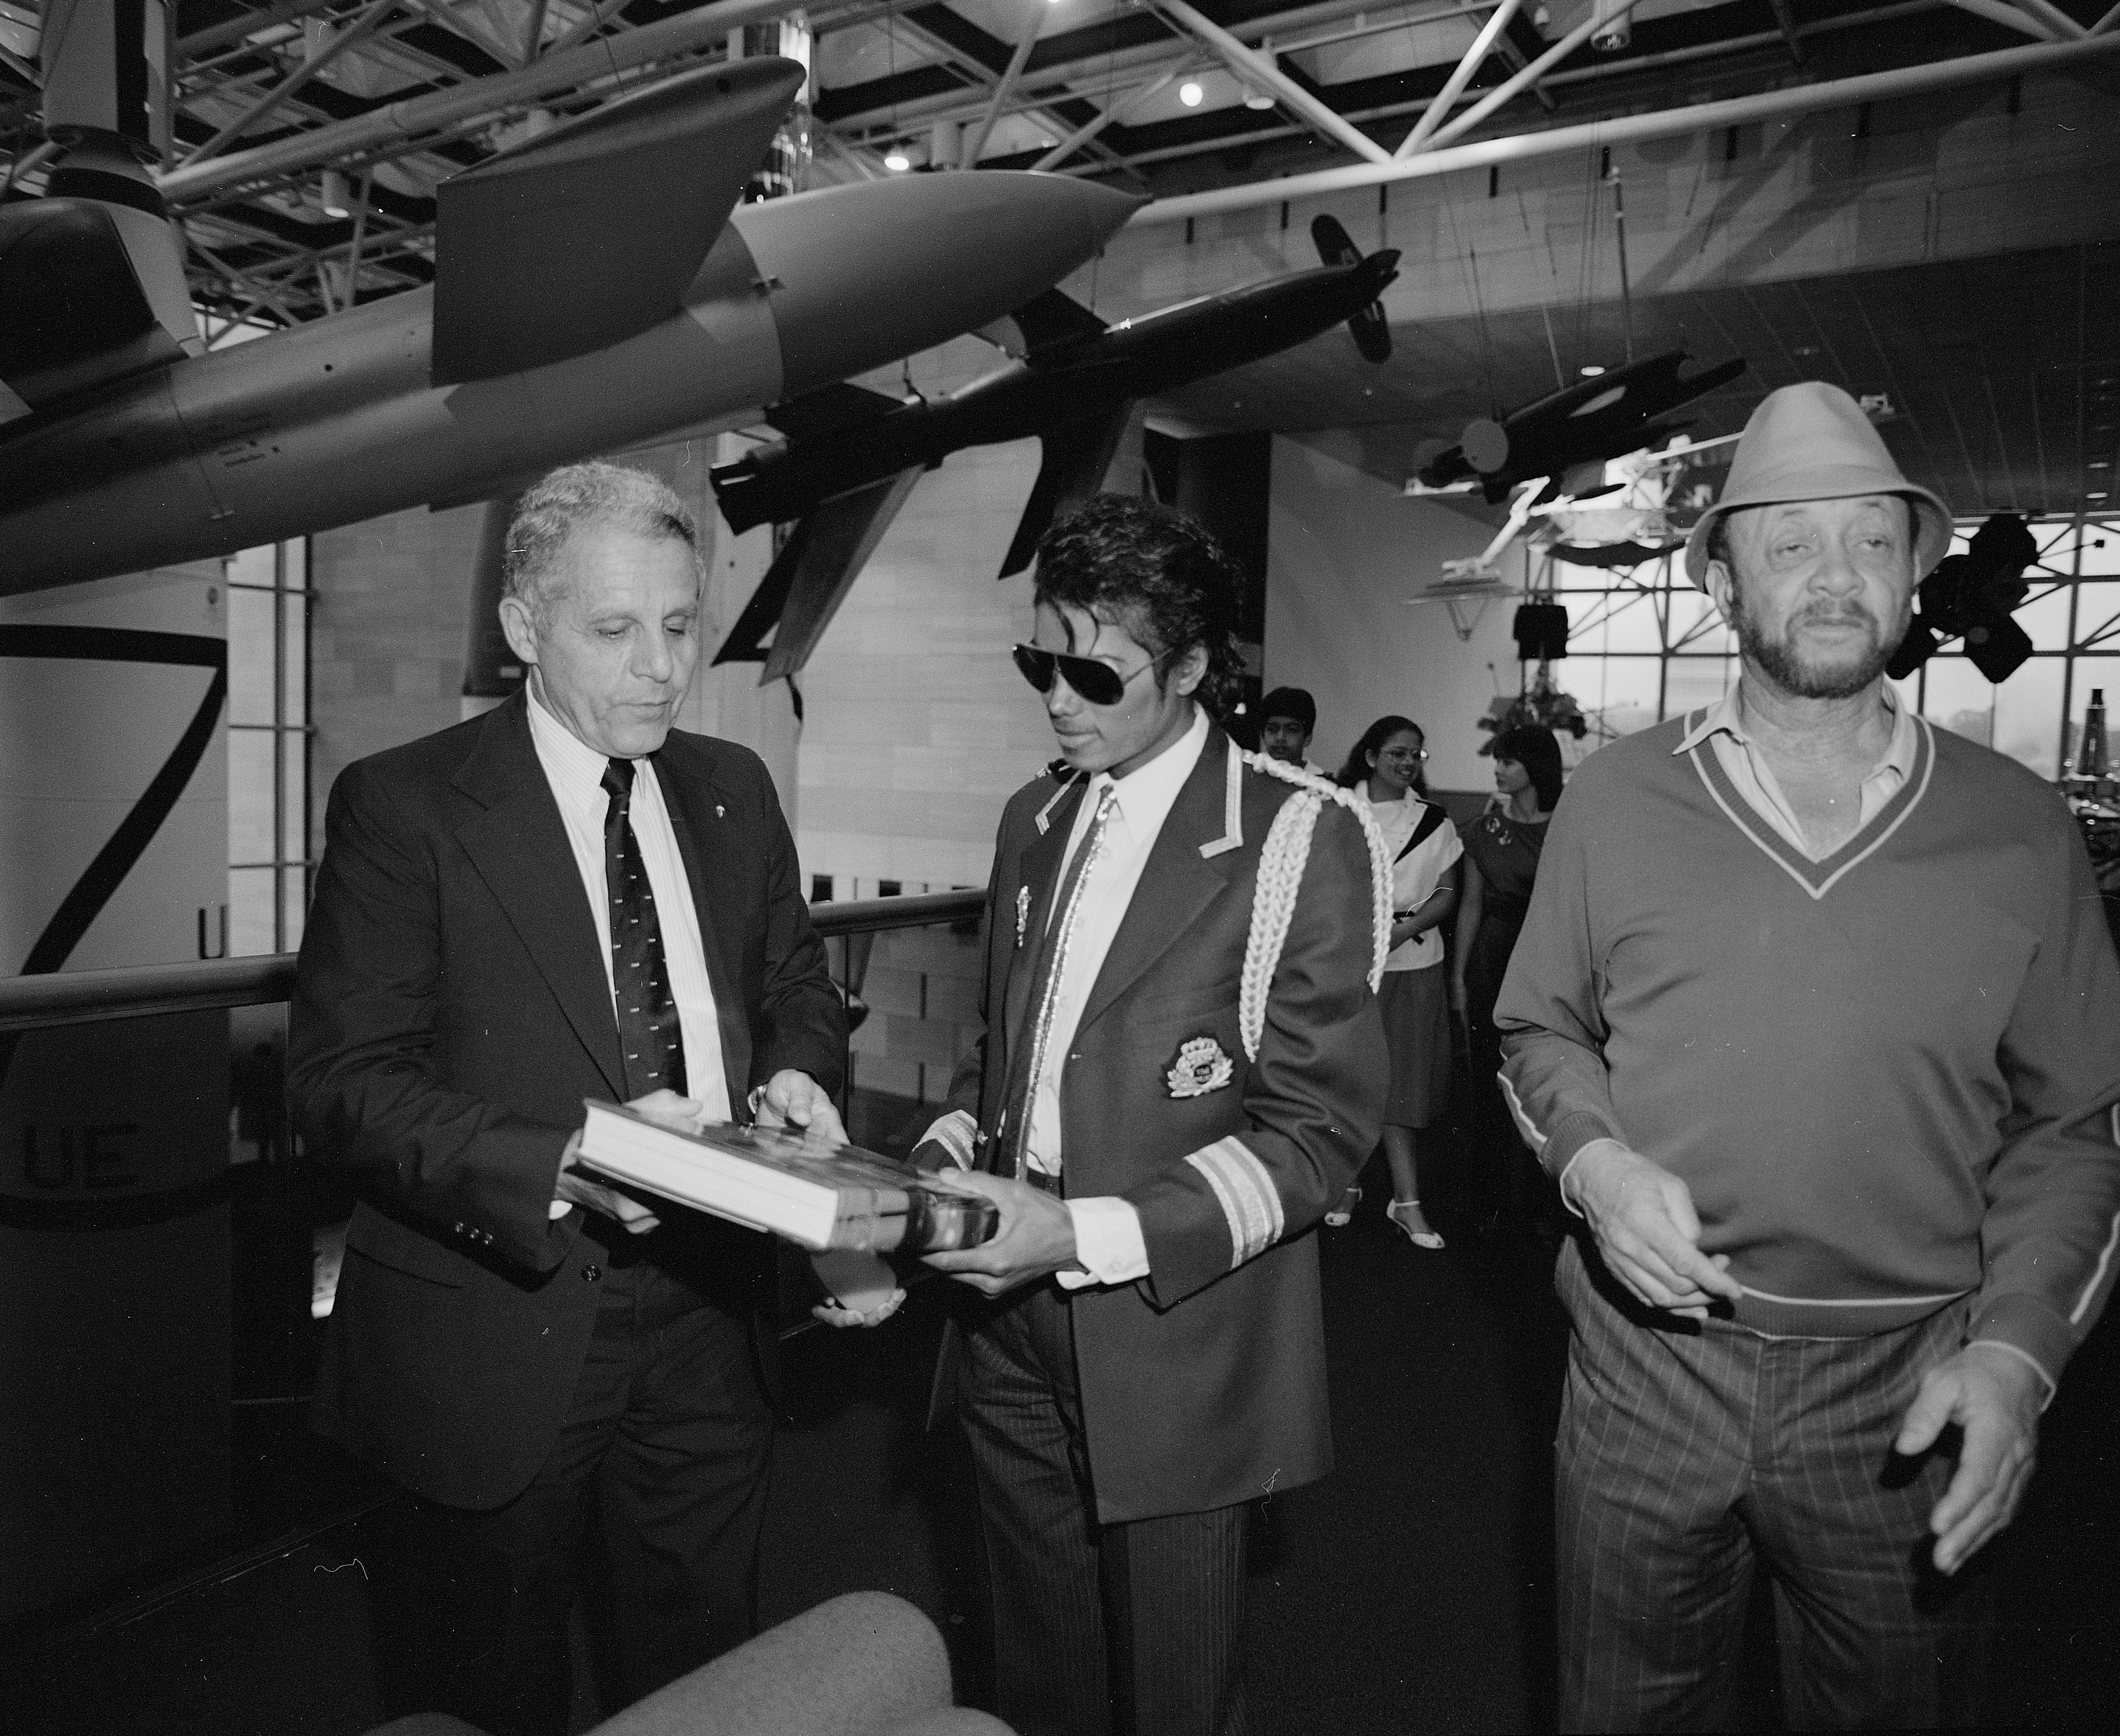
[225,541,311,957]
[1542,514,2120,777]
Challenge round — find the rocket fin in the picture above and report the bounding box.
[996,406,1134,578]
[761,469,926,684]
[1007,288,1109,362]
[712,468,923,676]
[431,57,805,386]
[763,381,903,442]
[0,200,188,413]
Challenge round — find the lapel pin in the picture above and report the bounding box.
[1014,885,1032,949]
[715,804,725,819]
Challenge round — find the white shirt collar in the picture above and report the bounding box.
[1673,679,1916,779]
[526,681,627,799]
[1088,705,1210,836]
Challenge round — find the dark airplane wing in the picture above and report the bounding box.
[431,58,805,385]
[712,468,924,676]
[997,406,1135,578]
[764,382,903,442]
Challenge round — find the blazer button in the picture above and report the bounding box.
[582,1263,601,1283]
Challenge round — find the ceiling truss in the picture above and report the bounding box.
[1,0,2111,341]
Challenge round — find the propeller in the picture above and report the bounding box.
[1311,215,1393,364]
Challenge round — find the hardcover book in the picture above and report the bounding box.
[574,1101,998,1254]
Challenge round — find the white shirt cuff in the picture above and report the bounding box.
[1056,1196,1150,1289]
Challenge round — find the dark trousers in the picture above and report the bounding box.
[1555,1238,1992,1732]
[957,1282,1251,1736]
[371,1255,773,1736]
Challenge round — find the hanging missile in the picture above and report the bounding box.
[706,215,1397,681]
[1418,350,1748,504]
[0,58,1140,596]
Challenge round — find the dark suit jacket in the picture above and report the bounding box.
[934,726,1387,1524]
[290,693,843,1510]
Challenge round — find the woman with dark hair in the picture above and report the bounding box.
[1452,724,1564,1230]
[1327,716,1462,1247]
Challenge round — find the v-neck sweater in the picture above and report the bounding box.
[1495,711,2120,1383]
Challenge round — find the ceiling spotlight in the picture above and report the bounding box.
[1244,88,1274,110]
[1579,364,1606,377]
[1179,81,1204,108]
[884,149,911,171]
[320,169,351,218]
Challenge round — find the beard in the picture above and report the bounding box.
[1730,590,1909,701]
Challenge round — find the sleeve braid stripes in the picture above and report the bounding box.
[1184,1135,1285,1269]
[919,1108,978,1170]
[1235,752,1394,1062]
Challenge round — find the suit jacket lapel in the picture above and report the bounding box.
[1004,782,1086,1052]
[452,696,626,1100]
[1075,730,1240,1037]
[654,741,752,1093]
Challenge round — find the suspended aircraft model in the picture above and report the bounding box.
[1413,349,1747,506]
[0,48,1140,596]
[709,215,1399,681]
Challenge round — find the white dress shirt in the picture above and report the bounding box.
[1359,789,1463,972]
[1024,706,1213,1288]
[1672,681,1917,862]
[527,688,732,1126]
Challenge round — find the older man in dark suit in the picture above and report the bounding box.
[290,462,846,1736]
[913,496,1390,1736]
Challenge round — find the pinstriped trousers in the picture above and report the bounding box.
[956,1283,1251,1736]
[1555,1237,1993,1732]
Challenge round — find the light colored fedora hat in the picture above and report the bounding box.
[1683,381,1952,587]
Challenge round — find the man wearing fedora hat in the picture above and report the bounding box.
[1495,382,2120,1728]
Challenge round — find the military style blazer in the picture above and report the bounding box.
[290,692,843,1509]
[925,725,1387,1524]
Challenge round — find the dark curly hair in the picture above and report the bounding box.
[1490,723,1565,812]
[1032,495,1247,718]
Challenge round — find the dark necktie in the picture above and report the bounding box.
[992,782,1117,1180]
[601,758,686,1099]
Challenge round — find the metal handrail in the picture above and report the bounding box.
[0,889,988,1033]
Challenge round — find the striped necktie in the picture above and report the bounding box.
[601,758,686,1099]
[994,782,1117,1181]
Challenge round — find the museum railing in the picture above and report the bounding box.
[0,885,986,1660]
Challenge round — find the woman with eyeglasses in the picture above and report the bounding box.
[1452,722,1565,1234]
[1328,716,1462,1248]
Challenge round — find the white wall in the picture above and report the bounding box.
[1264,435,1528,795]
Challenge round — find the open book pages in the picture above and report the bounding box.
[574,1102,998,1254]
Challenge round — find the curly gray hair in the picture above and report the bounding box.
[502,462,705,619]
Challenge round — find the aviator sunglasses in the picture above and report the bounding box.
[1011,643,1175,707]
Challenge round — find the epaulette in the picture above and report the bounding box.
[1227,749,1393,1062]
[1032,758,1088,835]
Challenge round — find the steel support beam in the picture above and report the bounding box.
[1420,0,1650,153]
[157,0,799,203]
[960,1,1046,167]
[2011,0,2089,37]
[1397,0,1524,157]
[2096,1,2120,33]
[1153,0,1395,165]
[1942,0,2057,38]
[1127,32,2120,225]
[1031,66,1186,171]
[184,0,402,166]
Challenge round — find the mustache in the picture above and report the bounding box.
[1793,601,1879,630]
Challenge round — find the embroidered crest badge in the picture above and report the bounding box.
[1166,1036,1234,1099]
[1015,885,1032,948]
